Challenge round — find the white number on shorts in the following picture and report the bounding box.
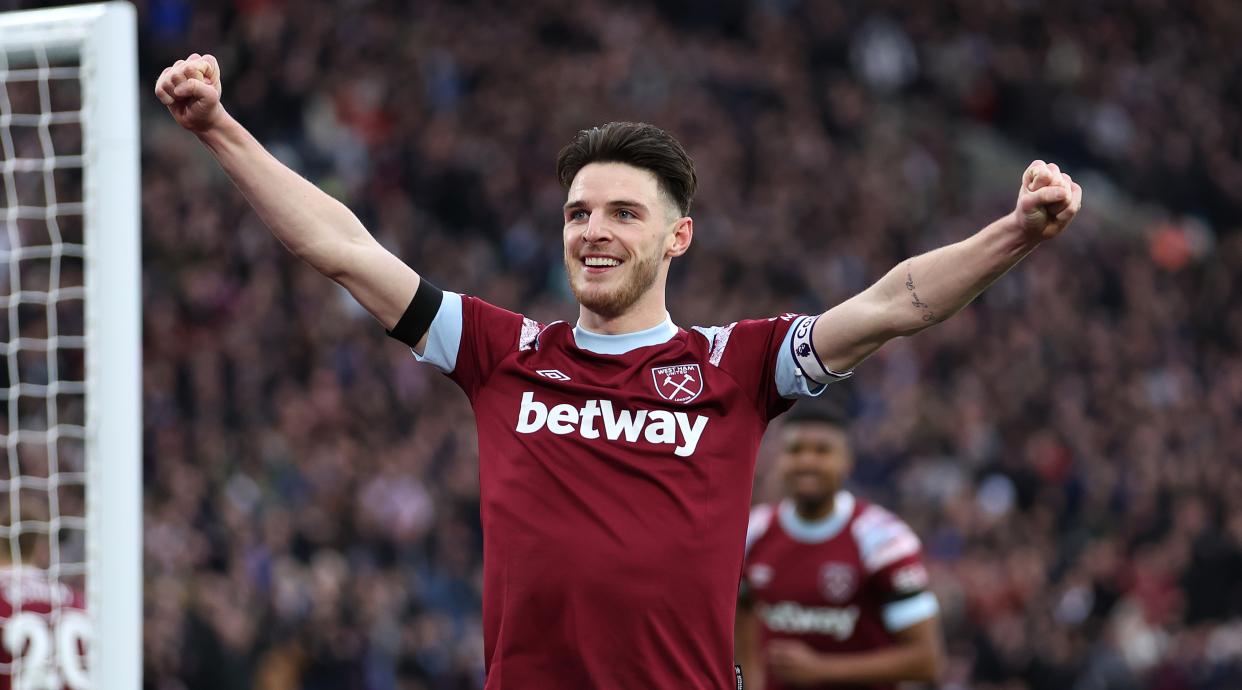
[3,611,90,690]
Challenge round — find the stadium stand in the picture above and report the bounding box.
[24,0,1237,688]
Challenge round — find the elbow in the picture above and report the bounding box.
[886,312,933,339]
[872,293,937,339]
[890,305,954,338]
[300,238,360,282]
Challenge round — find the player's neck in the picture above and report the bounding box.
[578,294,670,335]
[794,495,836,522]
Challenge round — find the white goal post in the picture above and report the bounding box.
[0,3,140,690]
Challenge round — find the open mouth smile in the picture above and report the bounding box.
[582,255,624,273]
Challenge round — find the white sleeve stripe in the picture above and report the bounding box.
[745,504,774,556]
[882,591,939,632]
[708,322,736,366]
[412,290,462,373]
[518,317,541,351]
[863,532,922,573]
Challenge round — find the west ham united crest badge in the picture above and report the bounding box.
[819,562,857,603]
[651,363,703,404]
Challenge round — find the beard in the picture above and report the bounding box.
[565,245,662,319]
[785,473,838,517]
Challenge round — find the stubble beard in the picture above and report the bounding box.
[565,247,662,319]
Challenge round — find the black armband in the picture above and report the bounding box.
[386,279,444,348]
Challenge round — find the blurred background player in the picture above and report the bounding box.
[738,399,944,690]
[0,510,89,690]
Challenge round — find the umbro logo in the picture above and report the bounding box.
[536,369,571,381]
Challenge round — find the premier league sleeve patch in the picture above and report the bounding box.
[790,315,853,385]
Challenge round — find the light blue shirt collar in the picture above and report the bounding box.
[573,315,678,355]
[778,491,855,543]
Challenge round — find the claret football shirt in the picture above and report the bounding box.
[414,292,847,689]
[0,566,88,690]
[742,492,940,690]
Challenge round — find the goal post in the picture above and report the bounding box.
[0,3,141,690]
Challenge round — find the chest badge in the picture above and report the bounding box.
[652,363,703,404]
[748,563,774,589]
[819,562,858,603]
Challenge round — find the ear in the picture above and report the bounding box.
[665,216,693,258]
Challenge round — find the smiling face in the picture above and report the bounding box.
[562,162,692,324]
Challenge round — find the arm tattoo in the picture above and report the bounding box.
[905,264,938,322]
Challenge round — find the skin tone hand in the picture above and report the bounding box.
[153,53,226,134]
[767,639,828,686]
[151,52,421,336]
[1014,159,1083,243]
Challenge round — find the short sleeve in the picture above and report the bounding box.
[739,504,776,603]
[744,504,775,557]
[702,314,847,421]
[853,505,939,632]
[412,292,528,401]
[413,291,464,372]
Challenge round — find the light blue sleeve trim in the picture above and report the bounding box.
[691,325,724,347]
[775,316,828,399]
[412,290,462,374]
[882,591,939,632]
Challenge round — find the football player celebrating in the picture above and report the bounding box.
[738,401,944,689]
[155,54,1079,689]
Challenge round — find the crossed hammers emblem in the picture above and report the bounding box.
[663,372,697,399]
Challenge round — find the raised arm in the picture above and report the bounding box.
[154,54,424,347]
[811,161,1083,373]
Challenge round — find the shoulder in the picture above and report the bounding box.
[745,503,778,555]
[457,293,561,354]
[458,294,529,331]
[691,313,804,366]
[850,501,923,574]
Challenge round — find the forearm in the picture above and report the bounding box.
[812,215,1037,372]
[872,214,1036,337]
[808,643,940,685]
[196,111,374,279]
[735,610,765,690]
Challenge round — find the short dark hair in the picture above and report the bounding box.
[783,397,851,430]
[556,122,697,216]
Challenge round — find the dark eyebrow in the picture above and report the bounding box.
[608,200,649,214]
[562,199,651,214]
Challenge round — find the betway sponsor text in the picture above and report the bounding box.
[515,392,709,458]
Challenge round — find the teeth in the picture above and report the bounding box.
[584,257,621,267]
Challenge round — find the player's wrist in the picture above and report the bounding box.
[193,108,242,148]
[990,212,1044,259]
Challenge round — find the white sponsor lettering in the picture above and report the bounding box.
[0,578,73,606]
[516,392,709,457]
[758,601,860,639]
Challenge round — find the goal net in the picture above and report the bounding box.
[0,3,140,689]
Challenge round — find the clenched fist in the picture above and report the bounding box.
[1013,160,1083,243]
[154,53,224,134]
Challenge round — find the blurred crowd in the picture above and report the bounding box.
[42,0,1242,688]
